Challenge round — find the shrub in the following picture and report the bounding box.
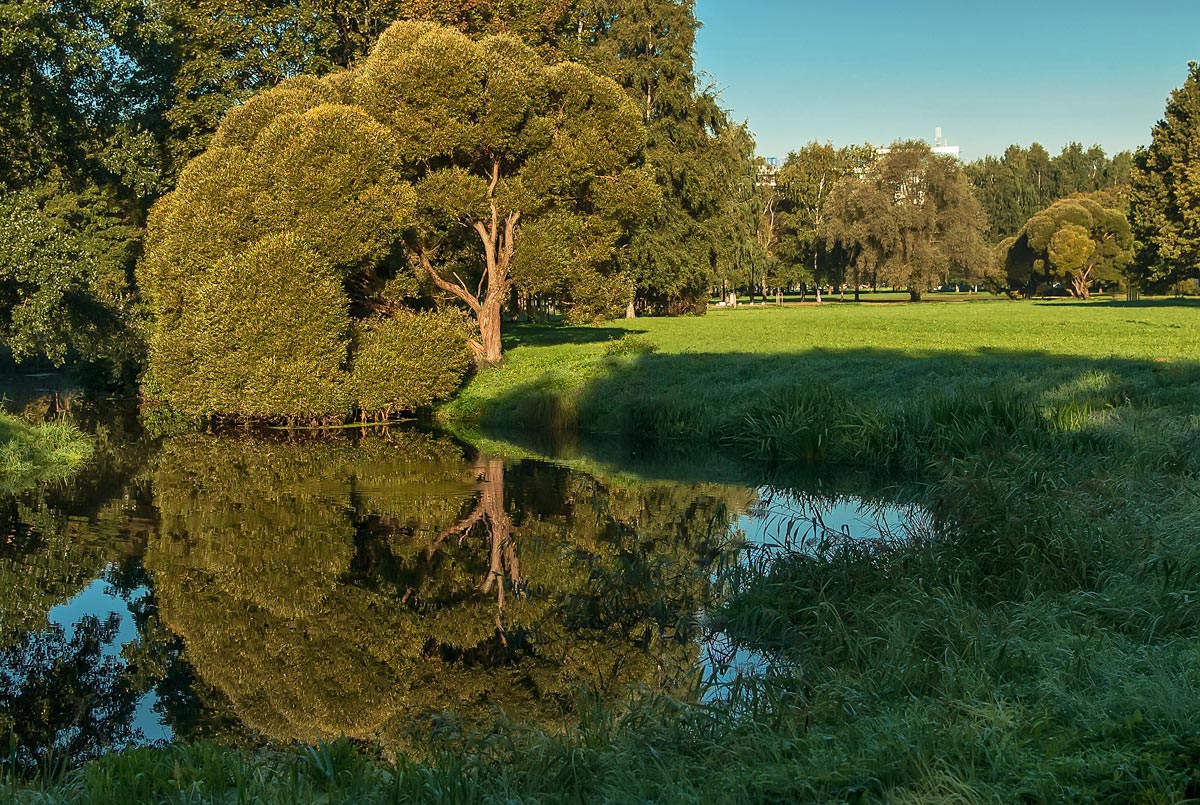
[138,73,460,424]
[150,234,354,421]
[351,311,472,415]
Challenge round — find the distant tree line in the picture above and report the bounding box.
[966,143,1132,241]
[751,64,1200,303]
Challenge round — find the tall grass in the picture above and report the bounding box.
[0,411,92,494]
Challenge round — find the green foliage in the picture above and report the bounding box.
[603,334,658,357]
[1000,195,1134,298]
[151,234,354,421]
[967,143,1133,241]
[821,141,992,300]
[352,311,473,414]
[1130,62,1200,291]
[355,21,649,362]
[0,189,140,381]
[140,72,474,421]
[581,0,757,315]
[0,413,92,496]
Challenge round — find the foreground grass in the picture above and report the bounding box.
[0,411,92,494]
[8,299,1200,802]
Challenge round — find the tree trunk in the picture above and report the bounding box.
[1069,272,1091,300]
[419,161,518,367]
[909,287,923,302]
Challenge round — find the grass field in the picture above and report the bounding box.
[443,298,1200,441]
[7,298,1200,802]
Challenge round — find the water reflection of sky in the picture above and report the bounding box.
[741,489,929,551]
[47,576,171,744]
[699,491,929,700]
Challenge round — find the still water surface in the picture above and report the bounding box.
[1,427,923,769]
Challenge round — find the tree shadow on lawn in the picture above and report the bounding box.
[475,346,1200,468]
[1034,298,1200,309]
[501,324,647,349]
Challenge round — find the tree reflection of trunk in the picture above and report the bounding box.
[429,457,521,639]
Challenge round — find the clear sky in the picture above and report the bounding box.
[693,0,1200,161]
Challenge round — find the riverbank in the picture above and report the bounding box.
[441,299,1199,449]
[0,411,92,494]
[444,298,1200,800]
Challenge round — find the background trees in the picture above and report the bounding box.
[1129,62,1200,292]
[578,0,759,315]
[965,143,1132,242]
[772,142,876,297]
[821,142,990,301]
[998,196,1134,299]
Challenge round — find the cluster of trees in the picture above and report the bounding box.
[1129,62,1200,292]
[750,141,992,302]
[749,66,1200,303]
[965,143,1133,241]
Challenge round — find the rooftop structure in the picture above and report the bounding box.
[877,128,961,159]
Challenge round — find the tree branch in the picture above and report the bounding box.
[418,248,482,315]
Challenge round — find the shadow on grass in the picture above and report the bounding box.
[501,324,647,349]
[1033,298,1200,309]
[473,346,1200,471]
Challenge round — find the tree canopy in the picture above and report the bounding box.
[357,21,654,362]
[998,196,1134,299]
[821,142,991,301]
[966,143,1132,242]
[1129,62,1200,291]
[139,72,471,422]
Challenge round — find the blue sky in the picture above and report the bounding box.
[693,0,1200,161]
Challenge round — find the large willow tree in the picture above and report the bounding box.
[822,142,991,301]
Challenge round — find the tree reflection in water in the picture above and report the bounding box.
[145,432,750,754]
[0,615,142,773]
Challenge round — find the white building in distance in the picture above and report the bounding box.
[877,128,961,159]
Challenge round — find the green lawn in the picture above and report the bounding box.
[443,298,1200,438]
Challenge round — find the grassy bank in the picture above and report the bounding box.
[0,411,92,494]
[442,299,1199,441]
[441,298,1200,800]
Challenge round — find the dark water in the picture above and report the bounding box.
[0,425,923,770]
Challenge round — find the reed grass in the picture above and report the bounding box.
[0,411,92,494]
